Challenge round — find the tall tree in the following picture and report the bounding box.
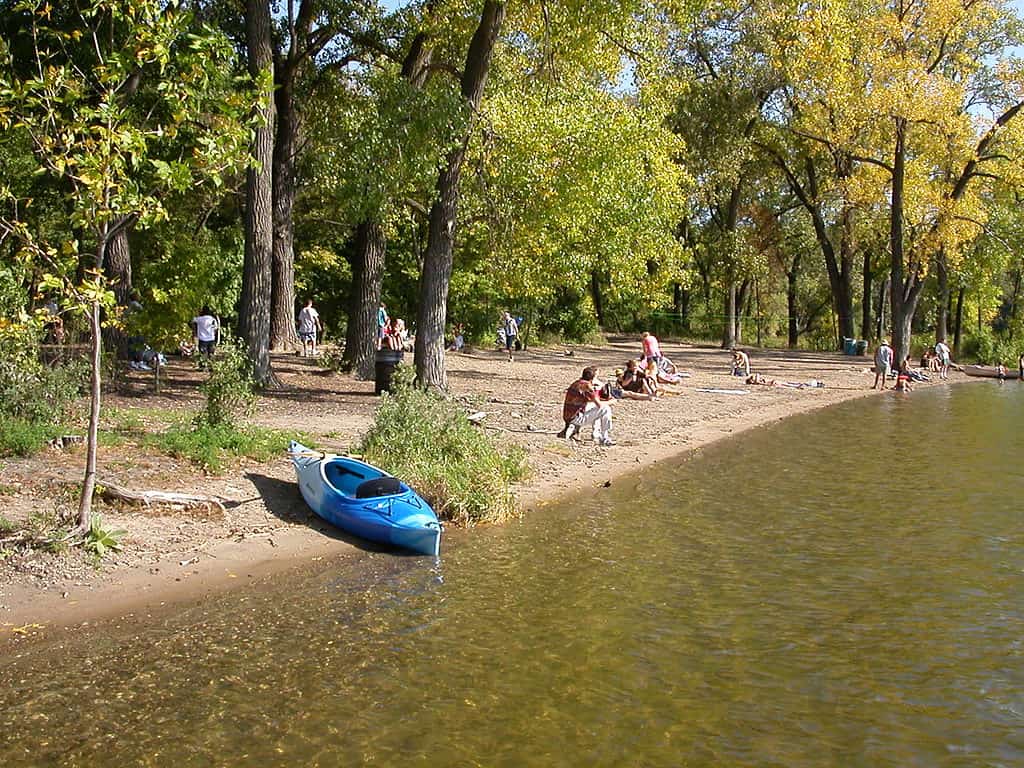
[414,1,505,389]
[239,0,276,383]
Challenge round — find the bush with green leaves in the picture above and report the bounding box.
[0,323,87,425]
[961,331,1020,366]
[199,335,256,427]
[358,365,529,526]
[0,323,86,455]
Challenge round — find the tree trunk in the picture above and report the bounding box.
[414,1,505,390]
[341,32,433,373]
[1008,268,1021,342]
[101,218,134,359]
[343,220,385,379]
[787,256,800,348]
[735,278,751,344]
[935,248,950,343]
[876,276,889,342]
[591,270,604,327]
[860,249,872,341]
[953,285,965,358]
[269,74,299,352]
[888,119,925,364]
[77,230,110,532]
[721,283,737,348]
[778,155,855,349]
[239,0,276,385]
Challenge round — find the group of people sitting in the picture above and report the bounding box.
[557,332,690,447]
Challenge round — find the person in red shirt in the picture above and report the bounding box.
[558,366,614,446]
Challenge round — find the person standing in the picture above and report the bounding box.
[935,339,952,380]
[502,311,518,362]
[192,306,220,367]
[376,303,389,350]
[297,298,323,357]
[558,366,614,446]
[873,339,893,390]
[641,331,662,364]
[1018,351,1024,381]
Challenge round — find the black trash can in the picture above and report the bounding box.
[374,349,404,394]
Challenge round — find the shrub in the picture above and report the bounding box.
[0,324,87,425]
[962,331,1019,366]
[199,335,256,427]
[358,365,529,526]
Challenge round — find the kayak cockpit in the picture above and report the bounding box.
[323,459,405,499]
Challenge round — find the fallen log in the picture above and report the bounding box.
[96,479,227,514]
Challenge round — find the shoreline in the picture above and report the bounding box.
[0,339,959,639]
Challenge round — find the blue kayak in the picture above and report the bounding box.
[289,440,442,557]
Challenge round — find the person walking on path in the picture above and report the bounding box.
[502,311,519,362]
[935,339,952,380]
[191,306,220,368]
[297,299,323,357]
[873,339,893,390]
[376,303,389,350]
[558,366,614,446]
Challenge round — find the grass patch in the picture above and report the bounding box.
[0,415,61,457]
[149,421,292,473]
[358,366,529,526]
[0,515,17,534]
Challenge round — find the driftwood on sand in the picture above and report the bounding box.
[97,479,227,514]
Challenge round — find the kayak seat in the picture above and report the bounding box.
[356,477,403,499]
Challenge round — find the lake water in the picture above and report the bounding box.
[1,383,1022,767]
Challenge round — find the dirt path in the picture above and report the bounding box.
[0,338,953,638]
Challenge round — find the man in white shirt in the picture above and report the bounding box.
[935,340,951,380]
[297,299,323,357]
[192,306,220,366]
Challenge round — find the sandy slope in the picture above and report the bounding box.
[0,337,947,638]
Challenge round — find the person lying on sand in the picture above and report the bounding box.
[746,374,825,389]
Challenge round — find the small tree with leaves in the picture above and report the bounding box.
[0,0,249,533]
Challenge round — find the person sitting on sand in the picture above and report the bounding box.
[731,347,750,377]
[613,365,654,400]
[619,359,657,398]
[558,366,615,446]
[895,357,913,392]
[646,359,682,395]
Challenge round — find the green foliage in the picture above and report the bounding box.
[0,414,61,457]
[83,515,126,559]
[199,336,256,427]
[962,331,1020,366]
[358,365,529,526]
[150,421,290,473]
[0,324,84,457]
[0,515,16,534]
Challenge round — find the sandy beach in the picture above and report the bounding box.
[0,337,952,638]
